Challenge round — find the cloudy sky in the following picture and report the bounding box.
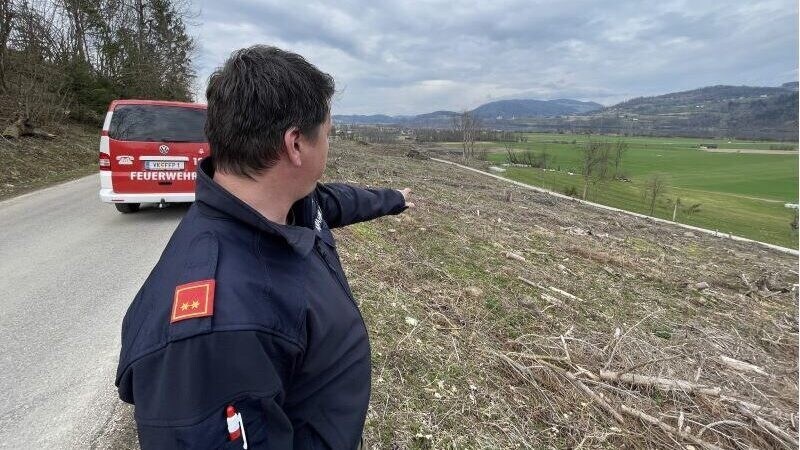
[188,0,798,115]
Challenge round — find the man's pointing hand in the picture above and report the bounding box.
[398,188,415,209]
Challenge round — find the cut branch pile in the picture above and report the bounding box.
[491,331,798,449]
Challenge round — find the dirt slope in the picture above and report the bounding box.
[0,123,99,200]
[332,141,797,449]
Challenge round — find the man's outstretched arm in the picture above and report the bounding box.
[314,183,413,229]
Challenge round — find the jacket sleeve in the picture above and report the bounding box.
[117,330,302,449]
[314,182,407,229]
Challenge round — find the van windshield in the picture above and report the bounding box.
[109,104,207,142]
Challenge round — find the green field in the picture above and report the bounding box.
[448,133,799,248]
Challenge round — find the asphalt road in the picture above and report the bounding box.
[0,175,188,448]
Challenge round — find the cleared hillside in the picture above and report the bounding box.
[97,140,797,449]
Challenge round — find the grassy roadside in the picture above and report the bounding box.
[0,123,99,200]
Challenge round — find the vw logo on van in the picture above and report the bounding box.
[159,144,170,155]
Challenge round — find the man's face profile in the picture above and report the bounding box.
[301,114,332,192]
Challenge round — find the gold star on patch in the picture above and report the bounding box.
[170,279,216,324]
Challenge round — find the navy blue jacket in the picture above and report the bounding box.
[116,157,407,449]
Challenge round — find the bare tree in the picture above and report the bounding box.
[9,1,71,124]
[581,141,612,199]
[503,141,521,164]
[613,140,628,178]
[452,110,480,161]
[469,114,482,159]
[642,174,667,216]
[60,0,89,63]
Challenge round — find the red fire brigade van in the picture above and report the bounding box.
[98,99,208,213]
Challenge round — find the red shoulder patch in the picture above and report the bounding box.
[170,279,216,323]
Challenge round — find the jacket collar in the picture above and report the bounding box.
[195,157,316,257]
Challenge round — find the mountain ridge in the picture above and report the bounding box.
[333,83,798,140]
[334,98,602,124]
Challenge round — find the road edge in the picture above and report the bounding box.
[0,172,98,206]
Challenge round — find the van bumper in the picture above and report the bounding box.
[99,189,195,204]
[98,172,195,203]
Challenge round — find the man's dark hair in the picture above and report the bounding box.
[205,45,335,177]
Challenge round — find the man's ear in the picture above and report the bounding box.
[282,126,302,167]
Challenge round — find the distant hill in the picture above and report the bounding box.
[414,110,460,120]
[573,84,799,139]
[334,83,798,140]
[333,98,602,126]
[471,99,602,119]
[603,85,795,116]
[331,114,399,125]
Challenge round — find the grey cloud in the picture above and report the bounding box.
[189,0,798,114]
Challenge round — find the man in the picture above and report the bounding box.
[115,45,412,449]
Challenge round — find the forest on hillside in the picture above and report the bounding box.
[0,0,195,130]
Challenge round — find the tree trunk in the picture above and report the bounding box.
[136,0,145,53]
[0,0,13,93]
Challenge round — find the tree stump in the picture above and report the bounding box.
[2,114,55,139]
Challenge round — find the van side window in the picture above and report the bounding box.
[109,105,207,142]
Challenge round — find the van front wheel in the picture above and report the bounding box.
[115,203,141,213]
